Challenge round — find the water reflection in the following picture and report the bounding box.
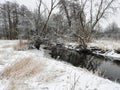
[48,47,120,83]
[98,61,120,83]
[84,55,120,83]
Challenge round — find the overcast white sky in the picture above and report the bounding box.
[0,0,49,10]
[0,0,120,28]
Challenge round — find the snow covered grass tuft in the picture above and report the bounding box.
[0,57,44,79]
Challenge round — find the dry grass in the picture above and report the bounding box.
[0,57,44,80]
[2,45,12,48]
[88,40,120,50]
[8,79,30,90]
[13,40,26,50]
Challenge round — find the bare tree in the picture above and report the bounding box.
[34,0,42,35]
[57,0,119,49]
[0,1,33,39]
[59,0,71,27]
[41,0,59,37]
[6,1,13,39]
[82,0,118,42]
[12,2,19,39]
[0,1,20,39]
[0,4,9,39]
[19,5,33,39]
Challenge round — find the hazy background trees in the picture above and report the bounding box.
[0,0,119,46]
[0,1,32,39]
[96,22,120,40]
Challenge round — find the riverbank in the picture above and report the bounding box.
[0,40,120,90]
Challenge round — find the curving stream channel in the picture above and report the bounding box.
[47,45,120,83]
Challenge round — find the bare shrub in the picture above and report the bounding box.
[13,40,26,50]
[0,57,44,79]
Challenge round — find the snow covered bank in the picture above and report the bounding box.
[88,40,120,50]
[0,40,120,90]
[87,40,120,61]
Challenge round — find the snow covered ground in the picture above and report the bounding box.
[88,40,120,50]
[88,40,120,61]
[0,40,120,90]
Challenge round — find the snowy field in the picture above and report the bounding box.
[0,40,120,90]
[88,40,120,50]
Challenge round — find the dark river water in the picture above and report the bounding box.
[44,47,120,83]
[98,60,120,82]
[82,55,120,83]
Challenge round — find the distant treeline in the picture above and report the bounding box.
[95,22,120,40]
